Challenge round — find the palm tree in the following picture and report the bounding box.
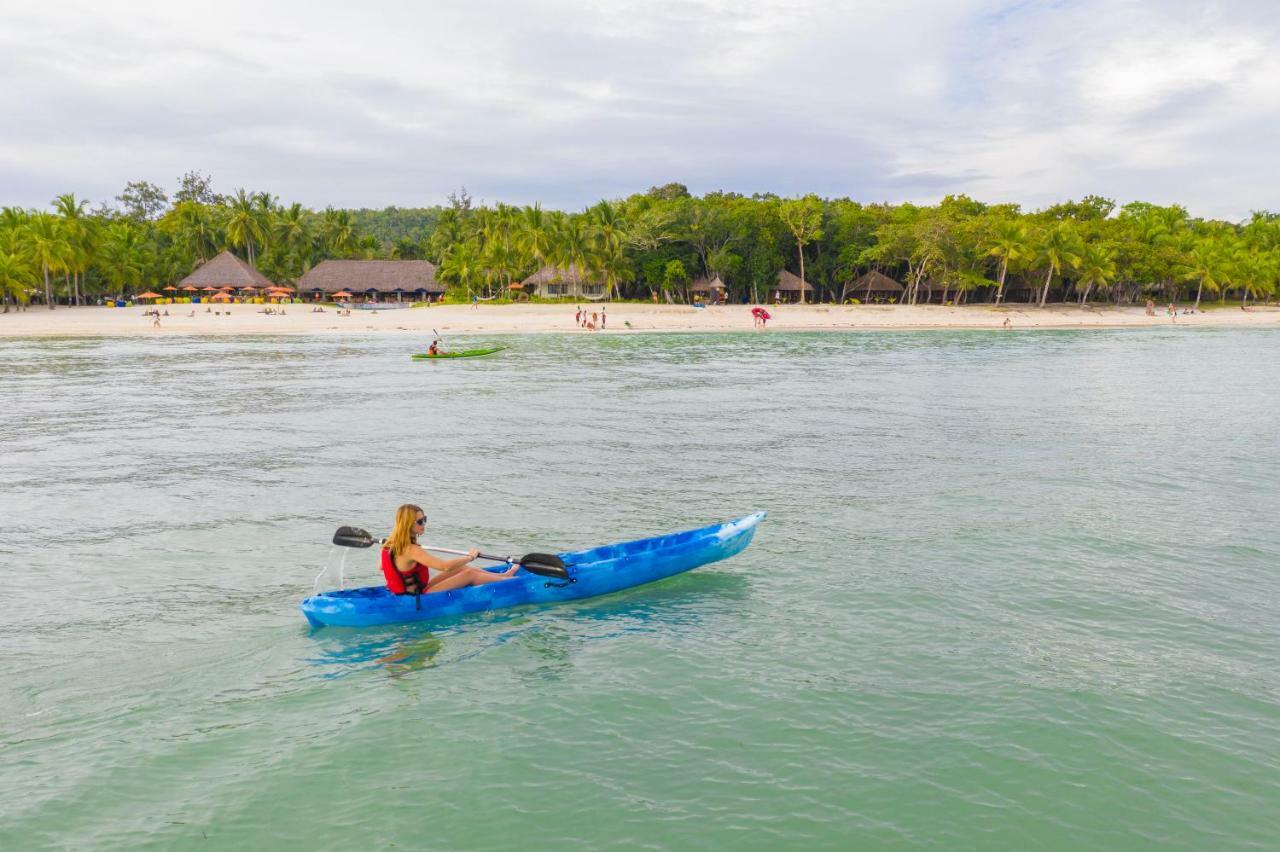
[1175,240,1227,310]
[223,189,264,265]
[54,193,93,305]
[1074,243,1117,305]
[273,203,312,277]
[554,216,592,298]
[986,220,1031,304]
[319,208,357,257]
[0,242,36,312]
[1034,223,1084,307]
[519,204,555,275]
[98,222,150,295]
[26,214,70,309]
[438,240,484,299]
[594,241,634,301]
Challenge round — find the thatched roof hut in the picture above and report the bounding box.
[771,269,814,302]
[179,251,274,289]
[691,276,727,294]
[843,270,904,302]
[520,264,606,298]
[297,260,442,296]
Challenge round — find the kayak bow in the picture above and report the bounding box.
[300,513,765,628]
[411,346,506,360]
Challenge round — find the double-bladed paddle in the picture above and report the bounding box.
[331,525,570,580]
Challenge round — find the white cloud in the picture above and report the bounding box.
[1,0,1278,219]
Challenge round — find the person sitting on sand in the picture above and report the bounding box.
[381,504,518,596]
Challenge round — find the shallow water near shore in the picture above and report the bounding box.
[2,328,1278,849]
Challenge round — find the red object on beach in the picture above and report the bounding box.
[135,291,163,299]
[751,307,771,320]
[332,290,353,298]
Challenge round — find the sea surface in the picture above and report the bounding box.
[1,328,1278,849]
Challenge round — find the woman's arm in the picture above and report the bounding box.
[406,542,479,572]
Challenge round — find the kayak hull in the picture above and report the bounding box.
[411,346,506,360]
[300,512,765,628]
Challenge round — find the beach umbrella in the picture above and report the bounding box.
[202,286,220,292]
[181,285,199,292]
[135,291,163,300]
[162,285,177,292]
[211,291,232,301]
[332,290,353,298]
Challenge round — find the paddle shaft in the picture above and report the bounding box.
[425,545,515,564]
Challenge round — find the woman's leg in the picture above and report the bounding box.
[427,565,518,593]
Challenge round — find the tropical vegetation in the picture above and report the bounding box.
[2,174,1278,311]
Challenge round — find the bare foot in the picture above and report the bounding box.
[502,564,520,577]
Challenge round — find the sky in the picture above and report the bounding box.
[2,0,1278,220]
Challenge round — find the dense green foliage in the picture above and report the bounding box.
[3,175,1278,311]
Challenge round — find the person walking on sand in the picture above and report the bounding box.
[601,306,606,329]
[1146,298,1155,317]
[152,314,161,329]
[381,505,519,597]
[1002,317,1012,329]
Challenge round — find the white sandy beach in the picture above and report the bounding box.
[1,302,1277,337]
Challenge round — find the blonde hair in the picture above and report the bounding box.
[385,504,425,557]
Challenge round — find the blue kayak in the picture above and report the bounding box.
[300,512,766,628]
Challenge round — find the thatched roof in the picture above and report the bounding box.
[691,276,727,292]
[297,260,442,293]
[776,269,814,292]
[847,270,904,294]
[179,251,274,288]
[520,264,599,285]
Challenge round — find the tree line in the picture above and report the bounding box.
[3,174,1277,311]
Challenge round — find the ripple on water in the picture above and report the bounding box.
[1,330,1279,848]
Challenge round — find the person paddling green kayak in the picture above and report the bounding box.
[382,504,519,596]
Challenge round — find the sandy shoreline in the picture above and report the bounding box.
[1,303,1277,337]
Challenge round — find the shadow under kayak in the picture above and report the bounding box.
[411,346,507,360]
[300,512,766,628]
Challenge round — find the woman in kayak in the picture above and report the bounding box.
[427,340,440,356]
[383,504,518,594]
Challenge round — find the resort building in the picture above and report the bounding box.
[774,269,814,303]
[297,260,443,302]
[692,276,728,303]
[179,250,276,290]
[520,264,607,299]
[842,270,905,303]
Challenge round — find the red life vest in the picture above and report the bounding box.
[381,547,431,595]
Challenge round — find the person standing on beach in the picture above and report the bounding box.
[575,306,582,326]
[591,311,598,330]
[1002,317,1012,329]
[601,306,607,330]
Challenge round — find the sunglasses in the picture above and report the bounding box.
[414,516,427,525]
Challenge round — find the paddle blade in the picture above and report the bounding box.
[333,526,376,548]
[517,553,569,580]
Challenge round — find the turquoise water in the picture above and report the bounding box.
[1,329,1278,849]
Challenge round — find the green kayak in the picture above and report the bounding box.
[411,346,506,360]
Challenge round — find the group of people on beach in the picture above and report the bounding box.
[574,305,606,330]
[1145,299,1197,322]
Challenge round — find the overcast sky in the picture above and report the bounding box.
[3,0,1277,219]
